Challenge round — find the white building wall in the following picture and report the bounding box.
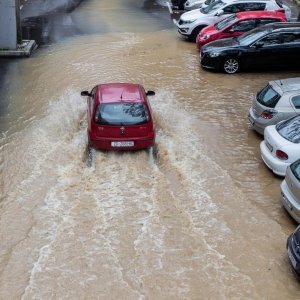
[0,0,17,49]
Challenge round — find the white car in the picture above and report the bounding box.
[184,0,215,10]
[176,0,292,41]
[260,115,300,176]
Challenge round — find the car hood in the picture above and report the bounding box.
[202,37,239,51]
[181,9,203,21]
[199,25,218,37]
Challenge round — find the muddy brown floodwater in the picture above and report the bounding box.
[1,0,300,299]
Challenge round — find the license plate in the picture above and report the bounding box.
[288,247,297,269]
[248,114,255,126]
[111,141,134,147]
[266,141,273,152]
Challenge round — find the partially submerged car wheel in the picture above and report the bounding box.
[190,26,205,42]
[222,57,240,74]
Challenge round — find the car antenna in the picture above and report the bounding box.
[120,89,125,100]
[279,79,283,86]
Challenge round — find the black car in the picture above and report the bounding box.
[171,0,187,10]
[287,225,300,280]
[200,22,300,74]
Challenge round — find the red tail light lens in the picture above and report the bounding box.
[260,109,277,119]
[276,150,288,160]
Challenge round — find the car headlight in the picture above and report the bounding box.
[202,34,211,40]
[208,52,220,57]
[182,19,197,24]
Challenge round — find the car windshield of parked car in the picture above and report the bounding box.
[200,0,225,14]
[291,159,300,181]
[236,27,267,45]
[256,84,281,108]
[216,14,237,30]
[276,115,300,143]
[95,103,149,126]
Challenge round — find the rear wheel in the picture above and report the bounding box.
[189,26,205,42]
[222,57,240,74]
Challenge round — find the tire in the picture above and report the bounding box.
[222,57,240,74]
[189,26,205,42]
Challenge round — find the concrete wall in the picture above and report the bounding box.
[0,0,17,49]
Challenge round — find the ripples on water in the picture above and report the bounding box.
[1,22,300,300]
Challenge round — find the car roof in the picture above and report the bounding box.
[261,22,300,31]
[272,77,300,93]
[99,83,143,103]
[222,0,275,4]
[235,11,285,20]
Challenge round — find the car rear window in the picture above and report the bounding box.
[275,0,283,8]
[290,159,300,181]
[256,84,281,108]
[276,115,300,143]
[95,103,149,126]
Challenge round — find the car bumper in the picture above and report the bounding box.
[89,136,154,150]
[200,52,221,71]
[260,140,288,176]
[287,234,300,280]
[281,180,300,223]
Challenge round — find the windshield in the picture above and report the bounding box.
[291,159,300,181]
[201,0,225,14]
[236,27,268,46]
[276,115,300,143]
[256,84,281,108]
[95,103,149,126]
[216,14,237,30]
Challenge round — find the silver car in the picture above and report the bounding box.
[184,0,214,10]
[249,77,300,135]
[281,159,300,223]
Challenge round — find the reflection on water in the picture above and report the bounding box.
[1,0,300,298]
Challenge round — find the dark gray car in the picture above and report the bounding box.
[281,159,300,223]
[249,77,300,135]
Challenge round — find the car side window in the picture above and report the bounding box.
[259,33,282,46]
[282,33,300,44]
[223,4,244,13]
[244,2,266,10]
[292,95,300,109]
[232,19,256,32]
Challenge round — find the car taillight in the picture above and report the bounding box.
[260,109,277,119]
[276,150,288,160]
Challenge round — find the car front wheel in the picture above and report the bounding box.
[222,57,240,74]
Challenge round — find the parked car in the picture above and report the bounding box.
[260,115,300,176]
[176,0,291,41]
[172,0,188,10]
[196,10,286,49]
[81,83,155,150]
[249,77,300,135]
[281,159,300,223]
[200,22,300,74]
[287,225,300,279]
[184,0,210,11]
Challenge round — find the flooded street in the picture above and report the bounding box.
[1,0,300,298]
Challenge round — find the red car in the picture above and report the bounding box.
[81,83,155,150]
[196,11,286,50]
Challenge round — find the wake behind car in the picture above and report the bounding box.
[249,77,300,135]
[260,115,300,176]
[196,10,286,50]
[176,0,291,41]
[200,22,300,74]
[81,83,155,150]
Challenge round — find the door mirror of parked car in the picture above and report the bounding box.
[215,9,224,16]
[146,91,155,96]
[254,41,264,49]
[81,91,91,97]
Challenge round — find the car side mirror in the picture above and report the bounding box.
[254,41,264,49]
[81,91,91,97]
[146,91,155,96]
[215,9,224,16]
